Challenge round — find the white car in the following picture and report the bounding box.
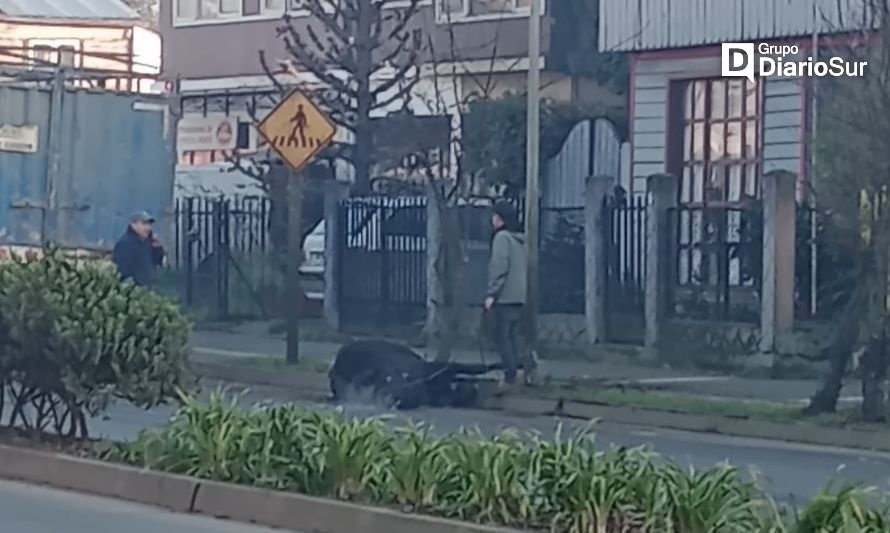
[300,220,326,276]
[298,199,426,277]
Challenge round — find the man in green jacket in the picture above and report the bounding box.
[484,201,528,387]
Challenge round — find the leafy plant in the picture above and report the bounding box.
[793,482,890,533]
[106,391,890,532]
[462,95,627,190]
[0,248,191,438]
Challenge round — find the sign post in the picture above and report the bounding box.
[257,90,336,364]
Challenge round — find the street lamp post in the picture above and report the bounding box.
[525,0,541,349]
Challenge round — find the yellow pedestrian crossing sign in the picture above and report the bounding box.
[257,90,336,171]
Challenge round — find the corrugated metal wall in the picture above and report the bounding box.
[0,84,174,249]
[601,0,877,52]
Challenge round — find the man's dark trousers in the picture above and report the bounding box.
[494,304,523,384]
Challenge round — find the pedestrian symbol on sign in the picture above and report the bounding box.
[257,90,336,171]
[289,104,308,148]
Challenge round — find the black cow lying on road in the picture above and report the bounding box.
[329,339,500,409]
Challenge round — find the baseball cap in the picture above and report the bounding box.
[130,211,155,224]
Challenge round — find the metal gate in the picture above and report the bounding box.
[338,196,427,332]
[603,195,648,344]
[169,196,273,320]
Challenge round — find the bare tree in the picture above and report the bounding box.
[804,0,890,421]
[405,18,509,362]
[120,0,158,27]
[267,0,424,194]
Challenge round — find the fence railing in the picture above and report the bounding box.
[164,196,274,319]
[668,204,763,322]
[170,196,271,270]
[603,195,647,342]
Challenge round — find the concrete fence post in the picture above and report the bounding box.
[323,180,350,331]
[759,169,797,359]
[424,185,443,340]
[644,173,679,355]
[584,174,615,345]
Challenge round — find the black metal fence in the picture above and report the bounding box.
[337,196,428,332]
[540,207,585,314]
[795,204,854,320]
[163,196,274,320]
[603,195,648,343]
[668,204,763,322]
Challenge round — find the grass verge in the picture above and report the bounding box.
[226,355,331,374]
[534,385,855,425]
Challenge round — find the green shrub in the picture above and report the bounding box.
[793,483,890,533]
[0,249,191,437]
[102,390,890,533]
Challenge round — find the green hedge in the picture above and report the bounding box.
[0,249,192,438]
[107,391,890,533]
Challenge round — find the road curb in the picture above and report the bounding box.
[0,444,524,533]
[191,357,890,454]
[486,396,890,453]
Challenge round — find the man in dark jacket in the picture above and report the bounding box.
[112,211,165,287]
[484,201,528,388]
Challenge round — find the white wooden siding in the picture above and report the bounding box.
[629,56,803,194]
[601,0,877,52]
[762,78,803,174]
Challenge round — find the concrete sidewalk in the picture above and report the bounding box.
[189,329,864,406]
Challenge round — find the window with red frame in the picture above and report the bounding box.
[679,78,761,206]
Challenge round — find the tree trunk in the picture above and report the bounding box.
[435,202,464,362]
[351,0,373,195]
[267,166,288,252]
[861,334,887,422]
[804,289,865,415]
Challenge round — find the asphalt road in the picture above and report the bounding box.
[0,479,278,533]
[86,381,890,506]
[189,330,867,405]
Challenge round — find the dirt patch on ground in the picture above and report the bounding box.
[0,427,103,458]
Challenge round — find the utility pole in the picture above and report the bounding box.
[524,0,541,348]
[286,169,304,364]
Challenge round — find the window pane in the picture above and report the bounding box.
[199,0,220,18]
[692,81,706,119]
[745,80,758,117]
[33,46,56,66]
[692,122,704,160]
[745,120,757,158]
[470,0,515,15]
[728,165,742,202]
[682,166,692,203]
[243,0,261,15]
[58,47,76,67]
[220,0,240,14]
[710,80,726,119]
[684,123,692,160]
[709,123,725,159]
[726,121,742,158]
[745,164,758,197]
[684,83,694,119]
[727,79,743,118]
[707,166,726,202]
[438,0,466,17]
[692,164,704,203]
[177,0,198,18]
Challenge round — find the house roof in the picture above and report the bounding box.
[600,0,877,52]
[0,0,138,20]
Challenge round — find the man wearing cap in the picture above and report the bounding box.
[112,211,165,287]
[484,201,528,390]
